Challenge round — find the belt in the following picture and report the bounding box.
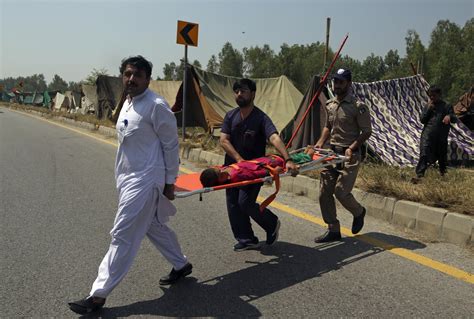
[331,145,358,154]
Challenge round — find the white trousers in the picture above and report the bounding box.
[90,187,188,298]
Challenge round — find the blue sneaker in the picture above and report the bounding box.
[233,237,260,252]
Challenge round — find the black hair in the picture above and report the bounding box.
[200,168,220,187]
[428,86,442,95]
[119,55,153,78]
[233,78,257,92]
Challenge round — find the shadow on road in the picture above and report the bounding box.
[86,233,425,318]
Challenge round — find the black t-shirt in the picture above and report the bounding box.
[221,107,278,165]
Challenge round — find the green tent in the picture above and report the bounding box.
[173,66,303,133]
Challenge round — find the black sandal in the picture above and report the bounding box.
[68,296,105,314]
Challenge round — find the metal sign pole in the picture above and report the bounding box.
[182,45,188,141]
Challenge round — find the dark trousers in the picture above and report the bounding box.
[415,146,448,177]
[225,183,278,242]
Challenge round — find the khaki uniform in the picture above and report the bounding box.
[320,94,372,231]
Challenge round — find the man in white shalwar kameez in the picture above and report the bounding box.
[69,56,192,314]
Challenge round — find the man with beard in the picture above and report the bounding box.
[413,86,457,181]
[311,69,372,242]
[220,78,299,251]
[69,56,191,314]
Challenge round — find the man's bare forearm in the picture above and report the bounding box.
[220,138,243,162]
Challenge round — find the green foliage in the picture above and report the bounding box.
[1,74,47,92]
[84,68,109,85]
[162,60,202,81]
[48,74,68,92]
[206,55,219,73]
[243,44,278,78]
[426,19,473,103]
[195,18,472,103]
[217,42,244,77]
[68,81,82,92]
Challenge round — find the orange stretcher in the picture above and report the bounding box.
[174,148,347,208]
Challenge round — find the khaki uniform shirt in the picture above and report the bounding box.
[325,94,372,147]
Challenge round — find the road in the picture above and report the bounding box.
[1,106,473,317]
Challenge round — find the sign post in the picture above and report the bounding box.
[176,20,199,141]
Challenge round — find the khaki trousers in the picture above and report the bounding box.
[319,152,364,232]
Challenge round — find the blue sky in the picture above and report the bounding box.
[1,0,472,83]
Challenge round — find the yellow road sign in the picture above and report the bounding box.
[177,20,199,47]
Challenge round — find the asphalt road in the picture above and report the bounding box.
[1,106,473,318]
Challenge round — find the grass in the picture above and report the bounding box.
[3,102,473,216]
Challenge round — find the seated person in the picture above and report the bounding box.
[200,155,285,187]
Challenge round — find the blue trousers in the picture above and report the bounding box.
[225,183,278,242]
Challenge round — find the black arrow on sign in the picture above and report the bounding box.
[180,23,195,46]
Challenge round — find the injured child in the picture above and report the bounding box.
[200,151,313,187]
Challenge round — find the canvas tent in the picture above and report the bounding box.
[352,75,473,166]
[281,75,328,151]
[81,84,98,114]
[95,75,181,119]
[453,87,473,130]
[172,66,303,133]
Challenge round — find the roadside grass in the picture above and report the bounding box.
[4,102,472,216]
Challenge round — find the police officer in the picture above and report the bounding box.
[312,69,372,242]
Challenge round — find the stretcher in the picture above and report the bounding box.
[174,148,347,201]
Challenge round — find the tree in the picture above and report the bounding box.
[192,59,202,69]
[217,42,244,77]
[243,44,278,78]
[48,74,68,92]
[163,62,178,80]
[359,53,386,82]
[425,20,467,103]
[206,55,219,73]
[68,81,82,92]
[382,49,406,80]
[275,42,326,92]
[1,74,48,92]
[404,30,426,74]
[84,68,109,85]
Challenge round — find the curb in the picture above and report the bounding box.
[179,145,473,248]
[6,106,472,248]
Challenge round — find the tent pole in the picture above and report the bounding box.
[323,17,331,70]
[182,45,188,141]
[286,34,349,149]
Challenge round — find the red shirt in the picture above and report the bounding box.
[228,155,285,183]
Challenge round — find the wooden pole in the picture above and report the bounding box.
[323,17,331,69]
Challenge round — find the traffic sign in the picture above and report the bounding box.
[177,20,199,47]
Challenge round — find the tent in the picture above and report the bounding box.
[352,75,473,166]
[81,84,98,114]
[453,87,473,130]
[172,66,303,133]
[95,75,181,119]
[53,92,69,111]
[281,75,328,151]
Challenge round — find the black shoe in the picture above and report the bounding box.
[314,230,342,243]
[233,237,260,252]
[352,207,366,234]
[68,296,105,314]
[159,263,193,285]
[266,219,281,245]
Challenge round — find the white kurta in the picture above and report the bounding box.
[90,89,187,298]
